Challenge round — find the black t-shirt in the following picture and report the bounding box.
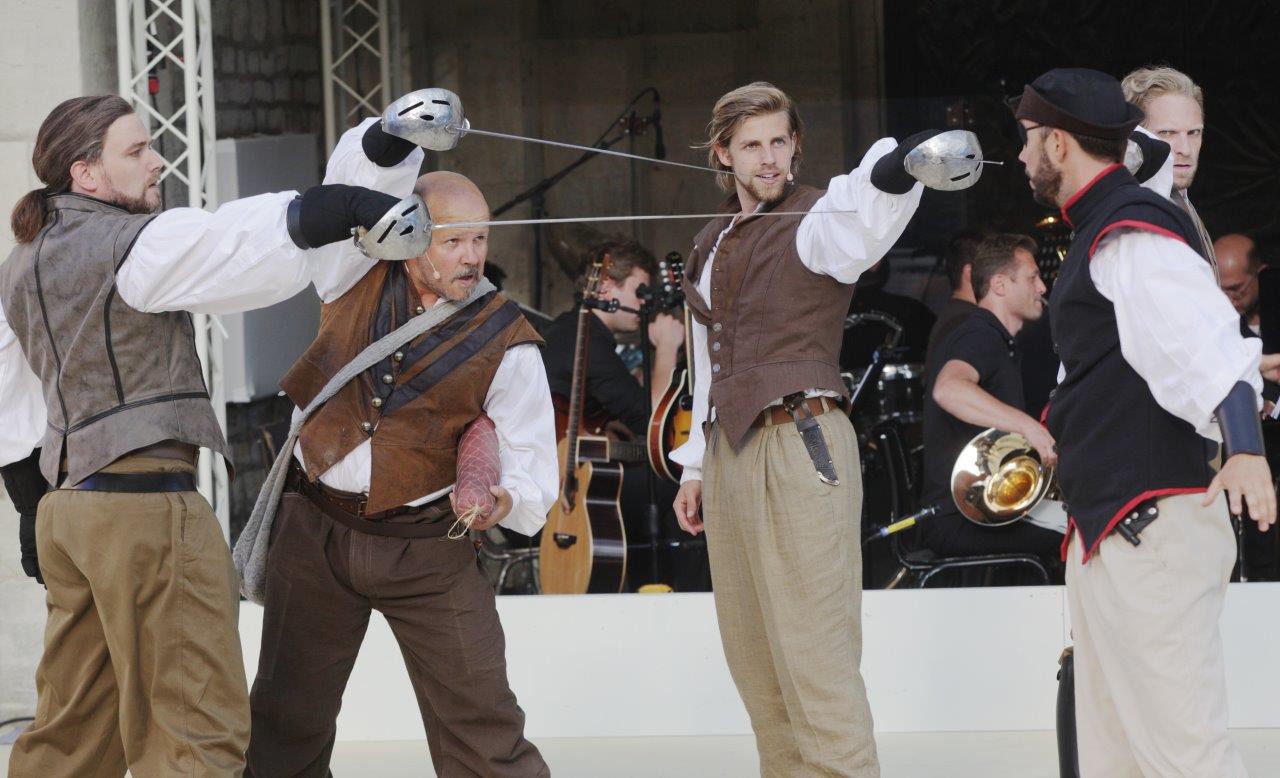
[921,307,1025,515]
[541,310,649,436]
[924,297,979,381]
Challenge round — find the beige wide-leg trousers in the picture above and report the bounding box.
[702,408,878,778]
[1066,493,1246,777]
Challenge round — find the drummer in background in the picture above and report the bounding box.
[919,233,1063,560]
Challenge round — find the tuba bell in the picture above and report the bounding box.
[951,428,1057,527]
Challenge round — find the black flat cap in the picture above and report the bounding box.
[1012,68,1143,140]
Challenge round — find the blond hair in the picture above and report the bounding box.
[699,81,803,192]
[1121,66,1204,112]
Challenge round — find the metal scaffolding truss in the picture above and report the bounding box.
[114,0,230,538]
[320,0,400,152]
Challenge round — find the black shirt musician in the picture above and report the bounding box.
[920,233,1063,559]
[541,240,707,590]
[924,230,982,379]
[542,240,684,437]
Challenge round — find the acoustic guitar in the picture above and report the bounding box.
[539,259,630,594]
[648,254,693,483]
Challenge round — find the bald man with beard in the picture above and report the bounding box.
[245,119,556,777]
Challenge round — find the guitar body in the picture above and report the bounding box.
[539,436,627,594]
[647,297,695,484]
[648,366,692,483]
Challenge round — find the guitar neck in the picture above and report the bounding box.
[608,439,649,464]
[564,306,591,481]
[573,436,649,465]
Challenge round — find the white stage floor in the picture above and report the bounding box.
[4,730,1280,776]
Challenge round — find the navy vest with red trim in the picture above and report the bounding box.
[1047,164,1215,561]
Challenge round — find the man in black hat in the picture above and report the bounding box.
[1014,68,1273,777]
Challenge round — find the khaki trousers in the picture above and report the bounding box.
[246,491,547,778]
[8,455,250,777]
[1066,493,1246,777]
[702,409,877,778]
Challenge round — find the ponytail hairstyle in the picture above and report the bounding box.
[11,95,135,243]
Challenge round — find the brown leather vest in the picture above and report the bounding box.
[281,262,542,512]
[682,184,854,448]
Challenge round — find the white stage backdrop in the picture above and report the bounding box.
[237,583,1280,740]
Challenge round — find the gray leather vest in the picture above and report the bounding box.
[0,193,228,485]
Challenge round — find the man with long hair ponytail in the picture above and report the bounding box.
[0,94,420,776]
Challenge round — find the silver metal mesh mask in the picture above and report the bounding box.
[353,194,433,261]
[903,130,985,191]
[382,88,469,152]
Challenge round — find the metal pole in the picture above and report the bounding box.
[377,0,391,110]
[195,0,229,540]
[181,0,201,208]
[320,0,336,153]
[115,0,133,100]
[132,0,149,132]
[197,0,218,207]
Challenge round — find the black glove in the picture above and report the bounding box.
[870,129,945,194]
[286,184,401,250]
[1,448,49,585]
[362,120,417,167]
[1128,130,1171,184]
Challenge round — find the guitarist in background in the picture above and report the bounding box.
[542,239,704,590]
[543,239,684,435]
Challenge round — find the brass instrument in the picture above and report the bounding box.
[951,428,1057,527]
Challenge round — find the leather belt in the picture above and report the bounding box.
[64,472,197,493]
[285,463,453,539]
[751,396,844,428]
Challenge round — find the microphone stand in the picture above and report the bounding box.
[490,88,660,310]
[634,289,664,587]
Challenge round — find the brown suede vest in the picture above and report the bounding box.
[281,262,542,513]
[682,184,854,448]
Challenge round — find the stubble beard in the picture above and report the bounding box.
[1031,156,1063,209]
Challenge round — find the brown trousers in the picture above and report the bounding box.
[8,455,250,777]
[246,491,547,778]
[702,409,878,778]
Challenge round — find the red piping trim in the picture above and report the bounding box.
[1039,401,1051,426]
[1088,219,1187,259]
[1060,163,1124,227]
[1077,487,1207,563]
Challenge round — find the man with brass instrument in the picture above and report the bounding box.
[669,80,972,776]
[1015,68,1275,777]
[921,232,1063,559]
